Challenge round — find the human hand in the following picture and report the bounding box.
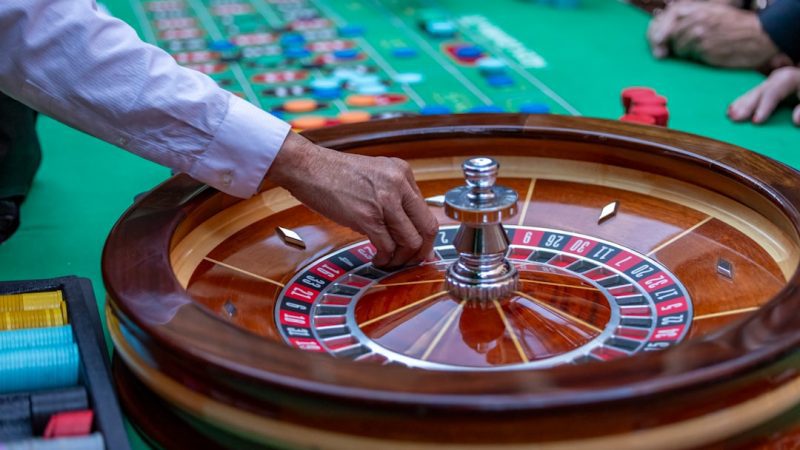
[728,66,800,125]
[647,1,779,68]
[265,132,438,268]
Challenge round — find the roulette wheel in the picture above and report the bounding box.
[104,114,800,449]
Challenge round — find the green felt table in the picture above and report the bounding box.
[0,0,797,448]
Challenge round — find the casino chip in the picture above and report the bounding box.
[393,73,424,84]
[519,102,551,114]
[347,74,387,94]
[280,33,305,47]
[331,66,375,83]
[355,84,388,95]
[392,47,418,58]
[283,46,311,59]
[629,105,669,126]
[420,104,453,115]
[620,113,657,125]
[425,20,457,38]
[338,25,365,37]
[487,74,515,87]
[310,78,340,90]
[621,86,669,126]
[283,99,319,113]
[310,78,342,100]
[455,46,482,59]
[621,86,657,110]
[631,94,667,108]
[476,57,506,75]
[334,49,360,60]
[346,94,378,107]
[337,111,372,124]
[290,115,327,130]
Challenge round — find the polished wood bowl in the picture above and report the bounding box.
[104,114,800,449]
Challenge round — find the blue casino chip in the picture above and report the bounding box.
[519,102,551,114]
[392,47,418,58]
[467,105,504,113]
[420,105,453,115]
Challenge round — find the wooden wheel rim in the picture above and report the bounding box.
[103,114,800,412]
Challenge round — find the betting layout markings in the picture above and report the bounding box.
[359,0,494,106]
[456,23,581,116]
[131,0,158,43]
[305,0,426,108]
[184,0,262,107]
[247,0,350,114]
[395,0,581,115]
[247,0,283,28]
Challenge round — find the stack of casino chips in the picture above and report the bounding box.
[620,87,669,127]
[0,291,104,449]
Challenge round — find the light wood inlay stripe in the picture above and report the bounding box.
[647,216,713,256]
[376,279,444,288]
[519,279,599,292]
[514,291,603,333]
[359,291,447,328]
[517,178,537,226]
[693,306,759,321]
[421,300,465,360]
[204,257,285,288]
[493,300,530,363]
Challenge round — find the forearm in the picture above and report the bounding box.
[0,0,290,197]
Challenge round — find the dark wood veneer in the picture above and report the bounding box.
[104,115,800,447]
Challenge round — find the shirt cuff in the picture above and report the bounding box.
[759,1,800,63]
[189,94,291,198]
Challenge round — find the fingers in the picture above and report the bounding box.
[648,8,678,59]
[399,160,437,260]
[729,68,800,124]
[648,2,699,59]
[793,104,800,127]
[728,85,764,122]
[672,23,706,60]
[381,199,424,268]
[377,160,438,268]
[364,158,438,269]
[363,219,396,268]
[752,87,784,124]
[401,185,438,263]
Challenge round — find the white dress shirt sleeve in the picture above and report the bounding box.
[0,0,291,198]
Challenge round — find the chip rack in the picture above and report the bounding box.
[0,276,130,450]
